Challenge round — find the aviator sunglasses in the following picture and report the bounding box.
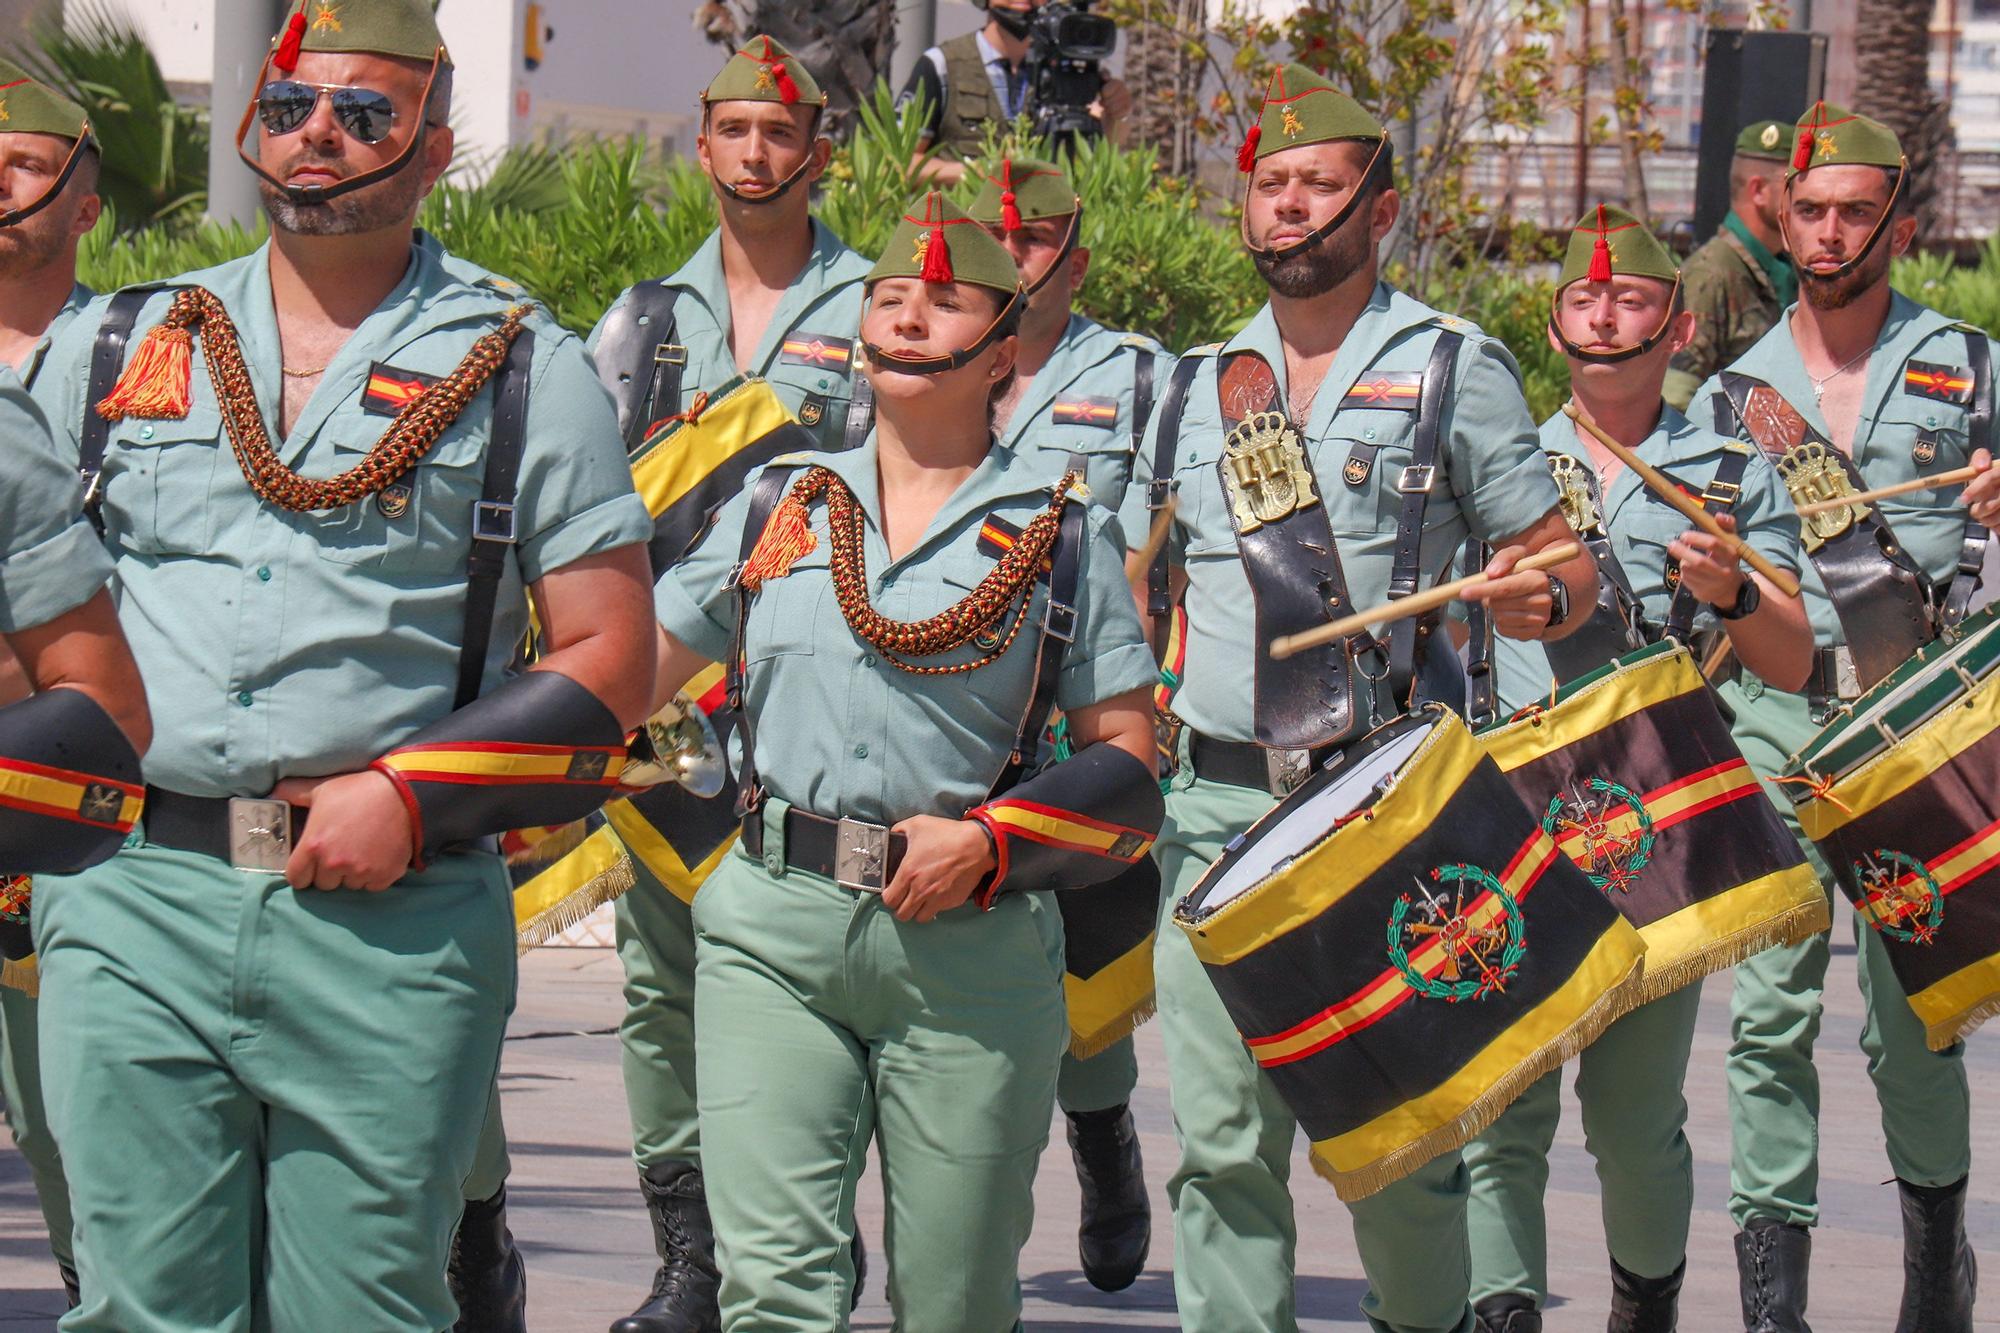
[257,80,399,145]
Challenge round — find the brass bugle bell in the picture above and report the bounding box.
[621,692,728,798]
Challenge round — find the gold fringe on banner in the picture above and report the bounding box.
[1628,886,1830,1006]
[513,824,637,954]
[1,954,39,998]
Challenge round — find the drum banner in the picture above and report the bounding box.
[1059,854,1160,1057]
[1176,708,1646,1202]
[1482,642,1826,1002]
[599,662,741,910]
[1787,608,2000,1049]
[508,811,637,953]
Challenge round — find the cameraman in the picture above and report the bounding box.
[897,0,1132,183]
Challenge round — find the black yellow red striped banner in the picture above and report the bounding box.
[0,758,141,832]
[377,742,627,787]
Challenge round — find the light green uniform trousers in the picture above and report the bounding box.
[614,859,702,1171]
[1,982,72,1268]
[1156,772,1476,1333]
[1464,981,1703,1305]
[34,842,516,1333]
[692,826,1069,1333]
[1720,676,1971,1228]
[1058,1037,1137,1113]
[463,1082,511,1202]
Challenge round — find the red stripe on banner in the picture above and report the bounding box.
[0,791,129,830]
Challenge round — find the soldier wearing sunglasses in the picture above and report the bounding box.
[25,4,656,1331]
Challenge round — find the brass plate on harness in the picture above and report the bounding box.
[1223,410,1319,534]
[1777,440,1871,554]
[1548,454,1604,538]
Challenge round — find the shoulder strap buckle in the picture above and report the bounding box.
[1396,464,1436,495]
[473,500,518,544]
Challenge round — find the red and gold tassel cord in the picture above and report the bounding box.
[1587,204,1614,284]
[999,158,1023,232]
[740,493,818,591]
[96,322,192,421]
[274,10,307,73]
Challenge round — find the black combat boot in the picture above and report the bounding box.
[448,1186,527,1333]
[1735,1221,1812,1333]
[58,1260,79,1309]
[1895,1176,1978,1333]
[1065,1104,1150,1292]
[1473,1292,1542,1333]
[611,1162,720,1333]
[1608,1255,1683,1332]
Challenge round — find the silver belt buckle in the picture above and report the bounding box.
[833,817,890,893]
[1265,748,1312,798]
[228,798,292,873]
[1833,646,1861,699]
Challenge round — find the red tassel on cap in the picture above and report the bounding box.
[274,10,306,73]
[772,62,800,104]
[920,224,953,283]
[999,158,1022,233]
[1793,128,1814,171]
[1586,204,1613,284]
[1236,124,1261,174]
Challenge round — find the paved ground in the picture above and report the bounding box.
[4,933,1998,1330]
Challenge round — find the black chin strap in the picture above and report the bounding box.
[1547,274,1686,365]
[1239,136,1385,262]
[1019,209,1081,299]
[860,287,1024,377]
[234,47,447,206]
[703,103,826,206]
[0,127,93,230]
[1784,158,1909,286]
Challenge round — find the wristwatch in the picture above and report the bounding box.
[1714,576,1761,621]
[1544,573,1570,628]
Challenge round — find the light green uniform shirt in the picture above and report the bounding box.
[1493,407,1803,713]
[16,282,91,391]
[1686,293,2000,647]
[1000,313,1172,517]
[1119,284,1560,743]
[587,220,872,448]
[33,239,652,797]
[0,359,110,633]
[656,438,1157,825]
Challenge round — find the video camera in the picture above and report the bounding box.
[1025,0,1118,154]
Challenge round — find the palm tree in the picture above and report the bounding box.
[693,0,899,142]
[1853,0,1953,243]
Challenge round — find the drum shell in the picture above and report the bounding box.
[1174,708,1646,1201]
[1482,642,1824,1002]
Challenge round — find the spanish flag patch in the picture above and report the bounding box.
[779,334,853,369]
[362,362,440,416]
[1052,396,1118,428]
[1340,372,1423,410]
[1904,360,1975,406]
[976,514,1051,578]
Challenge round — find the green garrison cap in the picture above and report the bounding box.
[1789,101,1903,176]
[968,156,1077,232]
[1237,63,1384,172]
[270,0,450,70]
[867,191,1020,296]
[703,34,826,108]
[1557,204,1678,290]
[1734,119,1793,161]
[0,59,87,141]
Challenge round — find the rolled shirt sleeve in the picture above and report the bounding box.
[0,375,110,632]
[1447,338,1564,544]
[513,331,653,583]
[1054,505,1158,711]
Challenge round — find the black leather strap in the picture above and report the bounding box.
[1384,331,1464,705]
[1943,331,1993,626]
[738,805,908,885]
[1460,539,1497,725]
[592,283,683,454]
[1660,446,1751,642]
[842,372,874,452]
[455,329,536,710]
[79,288,162,533]
[1145,356,1202,648]
[727,463,804,815]
[1130,352,1155,460]
[987,489,1086,799]
[1186,730,1334,791]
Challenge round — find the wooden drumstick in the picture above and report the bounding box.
[1561,402,1802,598]
[1269,542,1581,660]
[1794,465,1980,517]
[1124,497,1178,589]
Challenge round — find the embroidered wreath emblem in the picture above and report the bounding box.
[1854,850,1944,945]
[1542,777,1655,896]
[1387,864,1527,1002]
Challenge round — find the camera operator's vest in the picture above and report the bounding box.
[937,33,1034,160]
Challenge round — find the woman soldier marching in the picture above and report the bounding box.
[649,190,1164,1330]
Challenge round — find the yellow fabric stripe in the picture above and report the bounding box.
[1185,718,1485,967]
[0,953,36,996]
[629,378,795,521]
[1480,648,1701,771]
[606,796,738,907]
[985,803,1144,856]
[1908,954,2000,1048]
[0,765,139,826]
[1797,664,2000,839]
[380,749,624,782]
[1311,918,1645,1178]
[1637,862,1825,965]
[512,824,624,931]
[1063,934,1155,1055]
[1543,764,1759,849]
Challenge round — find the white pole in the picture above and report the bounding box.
[891,0,937,95]
[209,0,284,226]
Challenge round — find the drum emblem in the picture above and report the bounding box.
[1388,864,1527,1002]
[1541,778,1655,895]
[1222,411,1319,534]
[1776,441,1870,554]
[1854,850,1944,945]
[1548,454,1604,537]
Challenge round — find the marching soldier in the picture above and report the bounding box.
[966,152,1171,1293]
[654,191,1162,1329]
[1686,103,1999,1333]
[26,3,656,1328]
[584,35,872,1333]
[0,58,105,1310]
[1463,207,1812,1333]
[1665,119,1797,411]
[1121,64,1595,1333]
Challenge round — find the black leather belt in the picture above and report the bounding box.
[1805,646,1862,704]
[741,806,909,892]
[142,786,496,870]
[1187,731,1331,797]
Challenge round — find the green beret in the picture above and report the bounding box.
[0,59,87,142]
[1239,63,1383,172]
[1788,101,1903,177]
[867,191,1020,297]
[271,0,449,70]
[968,156,1077,231]
[1557,204,1678,290]
[1734,119,1793,161]
[703,34,825,109]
